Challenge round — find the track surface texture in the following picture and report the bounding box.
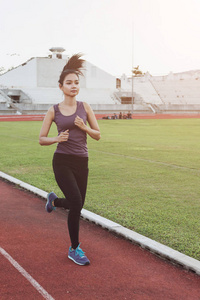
[1,179,200,300]
[0,113,200,122]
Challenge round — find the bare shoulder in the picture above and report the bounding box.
[48,105,55,113]
[44,105,55,121]
[83,102,92,113]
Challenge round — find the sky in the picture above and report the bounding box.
[0,0,200,76]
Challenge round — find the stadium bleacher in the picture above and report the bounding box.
[152,79,200,105]
[1,72,200,115]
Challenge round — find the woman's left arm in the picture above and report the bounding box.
[74,102,101,141]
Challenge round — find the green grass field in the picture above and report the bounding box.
[0,118,200,260]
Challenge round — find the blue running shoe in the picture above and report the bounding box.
[45,192,57,213]
[68,244,90,266]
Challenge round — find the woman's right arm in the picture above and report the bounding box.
[39,106,69,146]
[39,106,58,146]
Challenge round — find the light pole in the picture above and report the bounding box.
[131,70,134,114]
[131,22,134,115]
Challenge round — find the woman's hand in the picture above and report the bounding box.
[74,115,87,131]
[57,130,69,143]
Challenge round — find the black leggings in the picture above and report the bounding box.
[52,153,89,249]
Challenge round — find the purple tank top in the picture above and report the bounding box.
[54,101,88,157]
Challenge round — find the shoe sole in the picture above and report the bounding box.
[45,203,51,213]
[46,193,56,213]
[68,255,90,266]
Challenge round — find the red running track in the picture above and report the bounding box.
[1,179,200,300]
[0,115,45,122]
[0,113,200,122]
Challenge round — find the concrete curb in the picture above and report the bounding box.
[0,170,200,275]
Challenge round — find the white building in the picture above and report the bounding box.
[0,48,200,115]
[0,48,128,114]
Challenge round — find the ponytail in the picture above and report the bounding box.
[58,53,85,85]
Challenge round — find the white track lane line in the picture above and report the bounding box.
[0,247,55,300]
[90,149,200,173]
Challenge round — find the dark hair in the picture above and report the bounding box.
[58,53,85,85]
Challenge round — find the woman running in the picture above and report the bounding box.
[39,54,101,266]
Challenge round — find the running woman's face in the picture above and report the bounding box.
[60,73,80,97]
